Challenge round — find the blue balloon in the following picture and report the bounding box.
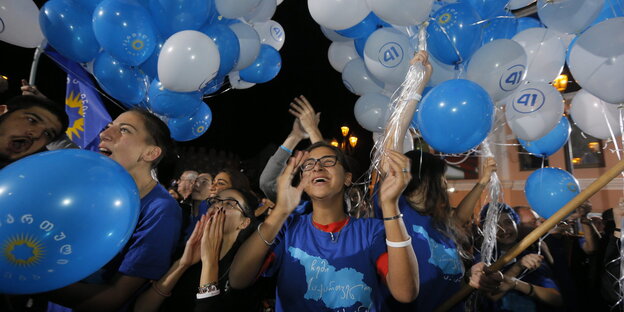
[525,167,580,219]
[202,76,225,95]
[354,36,367,58]
[464,0,509,19]
[592,0,624,26]
[93,0,158,66]
[39,0,100,63]
[147,80,202,118]
[417,79,494,154]
[200,24,241,77]
[427,2,483,65]
[516,17,544,33]
[481,12,518,44]
[93,52,148,105]
[336,12,381,39]
[168,103,212,141]
[519,116,571,157]
[148,0,213,37]
[239,44,282,83]
[0,150,139,294]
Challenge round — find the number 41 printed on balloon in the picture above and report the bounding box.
[505,81,564,141]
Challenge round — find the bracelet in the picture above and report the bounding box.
[257,222,275,246]
[280,145,293,154]
[198,282,218,294]
[407,93,422,102]
[527,283,535,296]
[386,236,412,248]
[150,281,171,297]
[383,213,403,221]
[196,289,220,299]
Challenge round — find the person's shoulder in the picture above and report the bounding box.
[142,184,181,215]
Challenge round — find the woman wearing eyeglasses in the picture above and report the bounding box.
[228,142,419,311]
[134,188,262,312]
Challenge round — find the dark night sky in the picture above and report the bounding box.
[0,0,375,169]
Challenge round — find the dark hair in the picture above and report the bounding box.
[225,187,259,244]
[480,203,520,226]
[305,142,352,172]
[403,150,450,221]
[2,95,69,139]
[218,168,251,191]
[128,108,175,168]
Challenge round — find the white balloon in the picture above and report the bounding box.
[512,27,566,83]
[252,20,285,50]
[0,0,44,48]
[229,22,261,71]
[328,41,360,72]
[228,71,256,89]
[505,81,565,141]
[508,0,536,10]
[467,39,527,101]
[568,17,624,104]
[367,0,433,26]
[428,55,465,87]
[537,0,604,34]
[277,0,284,5]
[364,28,415,86]
[570,89,622,139]
[307,0,370,30]
[158,30,220,92]
[215,0,262,19]
[372,132,414,153]
[320,25,351,42]
[244,0,276,23]
[342,59,384,95]
[354,93,391,132]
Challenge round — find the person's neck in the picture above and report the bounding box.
[130,169,156,198]
[220,231,239,260]
[311,194,347,225]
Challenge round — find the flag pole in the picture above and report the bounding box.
[28,39,48,86]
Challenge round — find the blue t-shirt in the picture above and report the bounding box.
[264,211,388,311]
[374,195,465,311]
[48,183,182,312]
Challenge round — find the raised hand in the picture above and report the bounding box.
[289,95,321,141]
[479,157,497,185]
[275,151,310,214]
[378,150,411,206]
[179,215,206,268]
[20,79,46,98]
[409,51,433,86]
[201,208,225,264]
[519,253,543,271]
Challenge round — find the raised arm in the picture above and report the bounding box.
[455,157,496,225]
[288,95,322,143]
[378,150,419,302]
[230,151,310,289]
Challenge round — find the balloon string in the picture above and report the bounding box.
[470,14,516,26]
[479,138,503,265]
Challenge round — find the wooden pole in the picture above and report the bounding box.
[435,158,624,312]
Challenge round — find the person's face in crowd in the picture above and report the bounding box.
[496,213,518,246]
[517,207,540,229]
[300,146,351,201]
[209,172,232,198]
[207,189,250,234]
[98,111,160,171]
[177,170,198,198]
[192,173,213,201]
[0,107,62,162]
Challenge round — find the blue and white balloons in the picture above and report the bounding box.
[427,2,482,65]
[505,81,564,141]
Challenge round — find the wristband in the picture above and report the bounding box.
[257,222,275,246]
[407,93,422,102]
[383,213,403,221]
[198,282,218,294]
[280,145,293,154]
[511,277,519,290]
[386,236,412,248]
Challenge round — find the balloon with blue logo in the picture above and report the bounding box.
[229,22,261,71]
[39,0,100,63]
[467,39,527,101]
[93,0,158,66]
[201,24,241,78]
[525,167,580,219]
[93,52,148,105]
[147,0,213,38]
[417,79,494,154]
[427,2,482,65]
[363,27,414,86]
[519,116,571,157]
[0,149,139,294]
[341,59,384,95]
[168,103,213,141]
[481,11,518,45]
[336,12,381,39]
[537,0,605,34]
[239,44,282,83]
[505,81,564,141]
[0,0,44,49]
[147,80,202,118]
[253,20,286,51]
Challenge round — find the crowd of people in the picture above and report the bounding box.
[1,52,623,312]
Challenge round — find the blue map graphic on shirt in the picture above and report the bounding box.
[288,247,372,309]
[412,225,463,276]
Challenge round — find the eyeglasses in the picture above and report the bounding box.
[300,155,338,171]
[208,197,247,217]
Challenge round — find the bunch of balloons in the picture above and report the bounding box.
[34,0,286,141]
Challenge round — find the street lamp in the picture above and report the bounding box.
[333,125,358,154]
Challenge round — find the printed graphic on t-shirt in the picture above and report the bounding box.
[412,225,463,276]
[288,247,373,310]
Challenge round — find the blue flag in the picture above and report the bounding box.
[45,49,112,151]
